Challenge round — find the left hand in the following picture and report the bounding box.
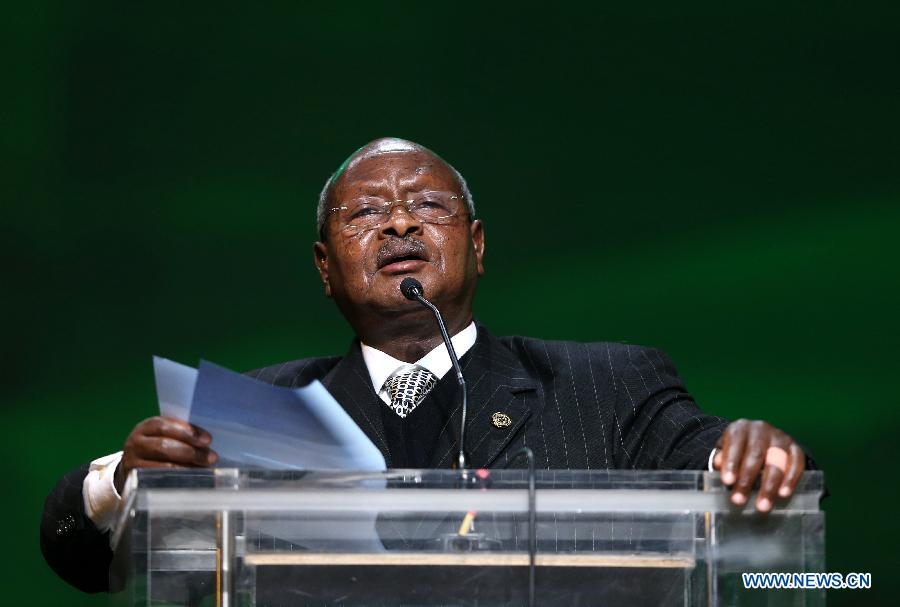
[713,419,806,513]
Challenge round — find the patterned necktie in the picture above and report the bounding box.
[383,365,437,418]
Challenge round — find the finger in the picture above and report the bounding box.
[134,435,214,466]
[136,435,206,465]
[129,459,189,470]
[124,449,218,476]
[756,447,787,513]
[189,423,213,447]
[140,416,197,440]
[143,417,211,447]
[733,422,767,506]
[778,443,806,498]
[713,449,723,470]
[721,421,748,486]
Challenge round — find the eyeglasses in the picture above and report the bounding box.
[328,191,467,235]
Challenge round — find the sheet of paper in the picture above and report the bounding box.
[189,360,386,471]
[153,356,198,420]
[152,357,386,550]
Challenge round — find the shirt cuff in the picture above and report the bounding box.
[708,447,719,472]
[82,451,124,533]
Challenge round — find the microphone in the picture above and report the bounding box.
[400,277,468,469]
[398,277,424,301]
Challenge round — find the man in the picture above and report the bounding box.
[41,138,811,593]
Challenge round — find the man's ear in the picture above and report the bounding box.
[313,241,332,297]
[470,220,486,276]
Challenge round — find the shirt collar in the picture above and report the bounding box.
[360,321,478,394]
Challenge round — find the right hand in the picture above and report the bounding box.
[114,416,218,493]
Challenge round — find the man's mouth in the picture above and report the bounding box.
[376,240,430,273]
[380,258,427,274]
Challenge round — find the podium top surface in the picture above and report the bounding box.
[119,469,824,518]
[125,467,824,489]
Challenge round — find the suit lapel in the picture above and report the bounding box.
[429,325,538,469]
[321,340,393,467]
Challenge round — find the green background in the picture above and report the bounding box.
[4,2,898,605]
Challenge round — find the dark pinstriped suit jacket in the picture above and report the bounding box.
[250,323,727,470]
[40,323,729,592]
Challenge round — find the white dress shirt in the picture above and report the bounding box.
[361,321,478,405]
[83,322,479,531]
[82,451,125,532]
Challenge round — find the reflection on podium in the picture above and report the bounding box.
[110,469,824,606]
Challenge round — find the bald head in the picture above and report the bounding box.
[316,138,475,234]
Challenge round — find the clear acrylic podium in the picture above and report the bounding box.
[110,469,825,606]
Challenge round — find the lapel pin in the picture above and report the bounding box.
[491,412,512,428]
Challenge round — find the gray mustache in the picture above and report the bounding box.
[376,238,429,268]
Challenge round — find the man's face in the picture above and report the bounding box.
[314,150,485,330]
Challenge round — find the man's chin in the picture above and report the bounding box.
[357,265,448,312]
[371,276,434,312]
[369,297,433,320]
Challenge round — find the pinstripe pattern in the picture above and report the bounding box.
[249,323,728,471]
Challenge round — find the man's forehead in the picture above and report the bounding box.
[336,149,455,190]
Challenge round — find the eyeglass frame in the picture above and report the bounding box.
[323,191,471,237]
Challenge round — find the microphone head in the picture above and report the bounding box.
[400,277,424,300]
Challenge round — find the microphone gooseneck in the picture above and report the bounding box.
[399,278,468,469]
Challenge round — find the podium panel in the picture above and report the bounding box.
[110,469,824,606]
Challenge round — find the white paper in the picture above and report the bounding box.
[153,356,197,420]
[153,357,385,471]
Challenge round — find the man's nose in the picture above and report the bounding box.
[380,203,422,238]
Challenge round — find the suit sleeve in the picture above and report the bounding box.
[614,346,729,470]
[40,464,113,593]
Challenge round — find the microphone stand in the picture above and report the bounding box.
[399,278,468,469]
[400,279,534,606]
